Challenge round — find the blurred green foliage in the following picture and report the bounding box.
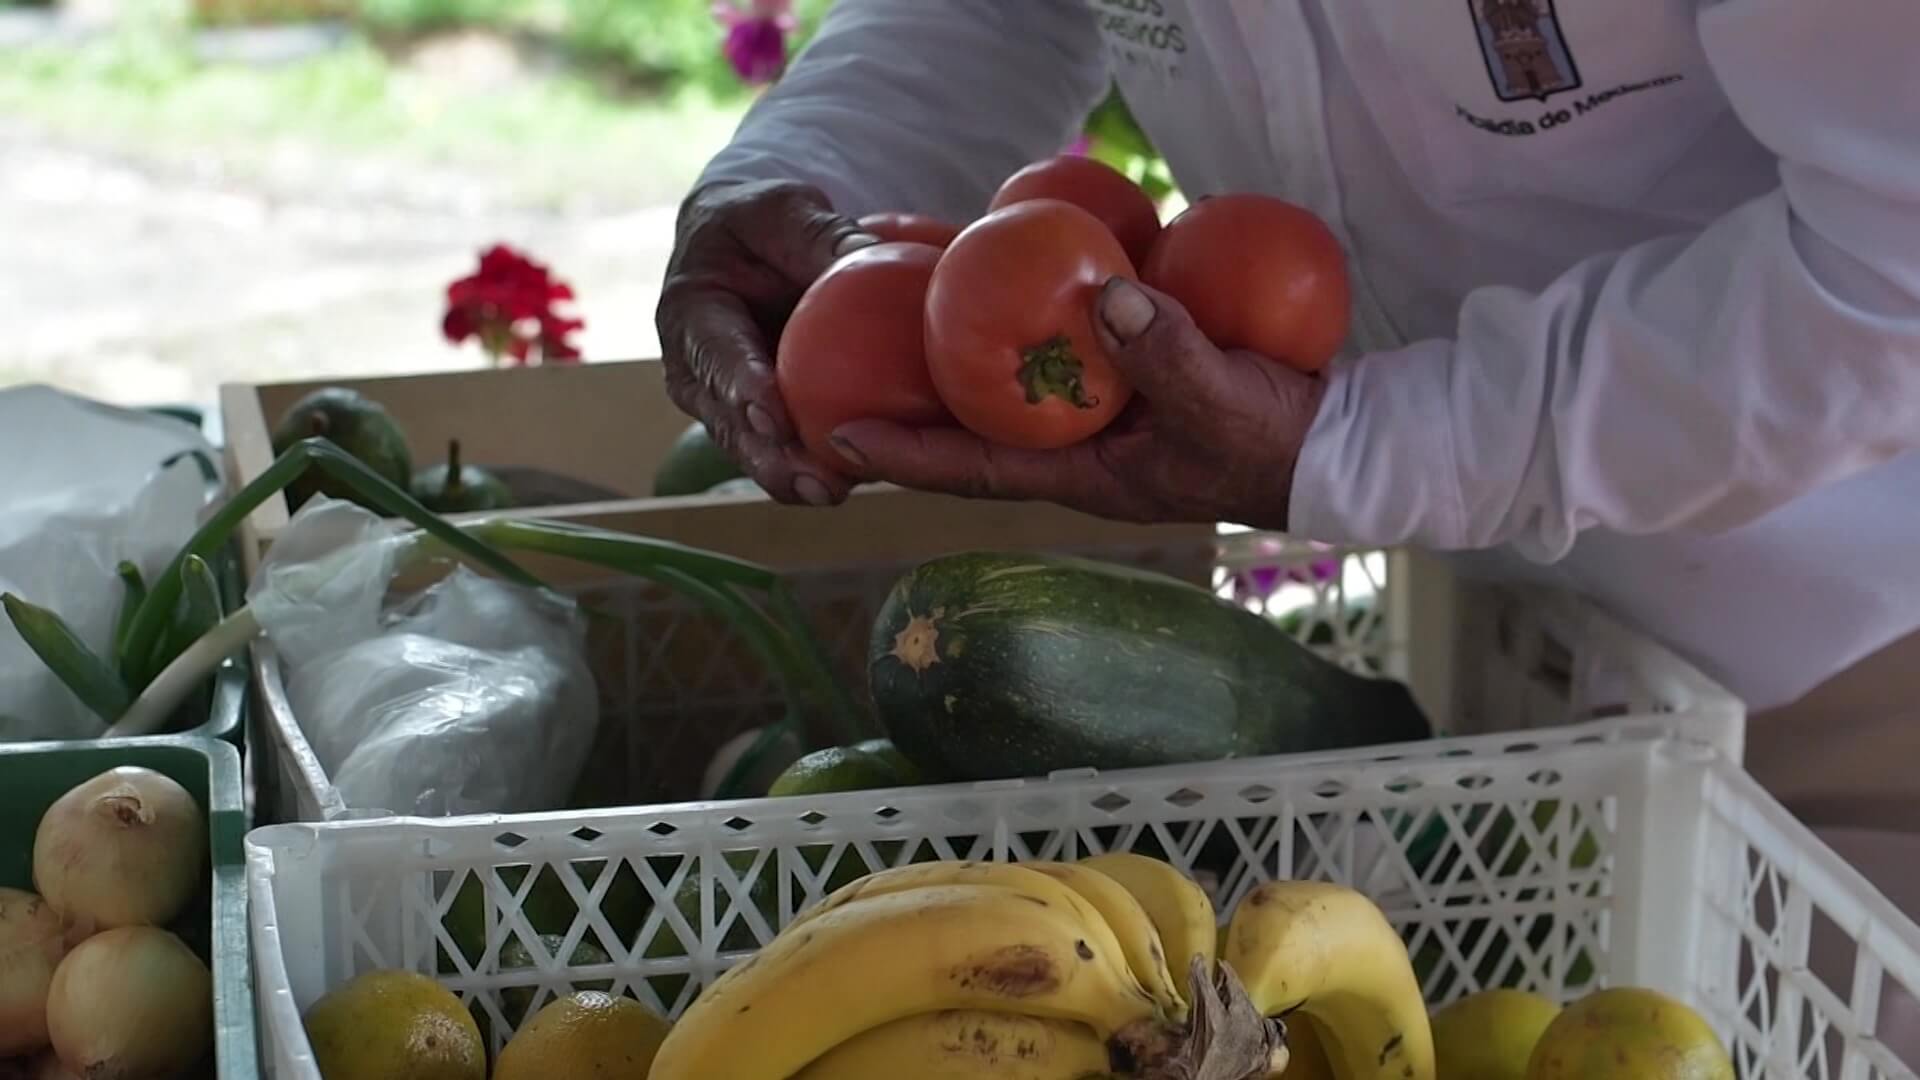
[1084,87,1176,201]
[349,0,833,96]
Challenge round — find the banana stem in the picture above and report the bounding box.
[108,606,260,738]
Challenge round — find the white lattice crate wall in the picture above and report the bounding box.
[246,585,1920,1079]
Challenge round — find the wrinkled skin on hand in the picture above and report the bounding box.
[655,179,878,505]
[829,278,1328,532]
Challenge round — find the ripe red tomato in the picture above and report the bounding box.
[857,212,963,249]
[776,241,953,473]
[989,155,1162,268]
[1141,194,1352,373]
[924,199,1135,450]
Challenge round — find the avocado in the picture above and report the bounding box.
[412,439,514,514]
[652,422,744,496]
[271,387,413,511]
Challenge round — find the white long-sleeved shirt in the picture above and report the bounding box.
[698,0,1920,714]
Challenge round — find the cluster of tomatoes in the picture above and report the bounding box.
[776,154,1352,472]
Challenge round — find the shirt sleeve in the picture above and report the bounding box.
[696,0,1112,222]
[1290,0,1920,563]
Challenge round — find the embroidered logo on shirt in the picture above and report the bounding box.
[1471,0,1581,102]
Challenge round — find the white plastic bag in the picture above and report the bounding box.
[250,499,599,817]
[0,387,217,742]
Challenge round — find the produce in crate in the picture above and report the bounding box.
[791,1009,1111,1079]
[302,969,485,1080]
[0,889,65,1056]
[648,857,1436,1080]
[1078,852,1219,1004]
[988,153,1164,266]
[270,387,413,511]
[43,925,212,1080]
[652,421,745,496]
[868,551,1431,780]
[776,241,955,473]
[1141,193,1352,374]
[923,199,1137,449]
[497,933,613,1025]
[31,765,206,932]
[411,439,515,514]
[4,766,216,1075]
[492,990,670,1080]
[1525,987,1733,1080]
[1222,880,1434,1080]
[766,741,924,797]
[1429,988,1562,1080]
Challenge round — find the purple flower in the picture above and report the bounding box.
[1230,552,1344,604]
[713,0,796,85]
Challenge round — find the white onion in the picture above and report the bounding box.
[32,767,206,931]
[0,888,68,1056]
[45,926,211,1080]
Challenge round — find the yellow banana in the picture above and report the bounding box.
[1078,852,1218,1007]
[792,1009,1112,1080]
[1222,880,1434,1080]
[1025,861,1186,1020]
[1276,1013,1338,1079]
[791,859,1151,1009]
[649,883,1163,1080]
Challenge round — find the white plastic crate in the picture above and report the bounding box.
[249,534,1456,822]
[244,584,1920,1079]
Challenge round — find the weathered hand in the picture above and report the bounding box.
[828,278,1327,531]
[655,179,879,505]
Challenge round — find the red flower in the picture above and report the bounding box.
[442,244,585,367]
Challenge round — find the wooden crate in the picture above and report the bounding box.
[220,359,1216,582]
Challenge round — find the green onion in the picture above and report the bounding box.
[3,594,133,723]
[117,436,542,685]
[112,561,147,675]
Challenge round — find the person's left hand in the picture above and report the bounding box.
[826,278,1329,532]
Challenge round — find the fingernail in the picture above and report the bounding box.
[834,231,877,256]
[747,403,778,436]
[1100,278,1156,342]
[794,475,832,506]
[829,435,867,470]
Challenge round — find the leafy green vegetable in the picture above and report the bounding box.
[3,593,133,722]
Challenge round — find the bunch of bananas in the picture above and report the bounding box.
[648,853,1435,1080]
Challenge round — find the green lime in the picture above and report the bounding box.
[498,933,615,1026]
[767,746,914,798]
[851,738,927,785]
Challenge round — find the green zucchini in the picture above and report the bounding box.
[867,551,1431,781]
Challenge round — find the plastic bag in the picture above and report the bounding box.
[0,387,217,742]
[250,498,599,817]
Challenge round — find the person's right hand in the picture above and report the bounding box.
[655,179,879,505]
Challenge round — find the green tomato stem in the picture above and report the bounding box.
[1017,334,1098,409]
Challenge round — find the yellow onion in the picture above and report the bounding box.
[0,888,68,1056]
[45,926,211,1079]
[32,767,205,932]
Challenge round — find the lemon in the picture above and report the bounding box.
[1526,987,1733,1080]
[303,970,484,1080]
[1431,989,1562,1080]
[494,991,671,1080]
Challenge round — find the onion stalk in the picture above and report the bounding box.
[12,436,867,747]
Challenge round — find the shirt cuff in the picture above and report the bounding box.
[1287,344,1469,550]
